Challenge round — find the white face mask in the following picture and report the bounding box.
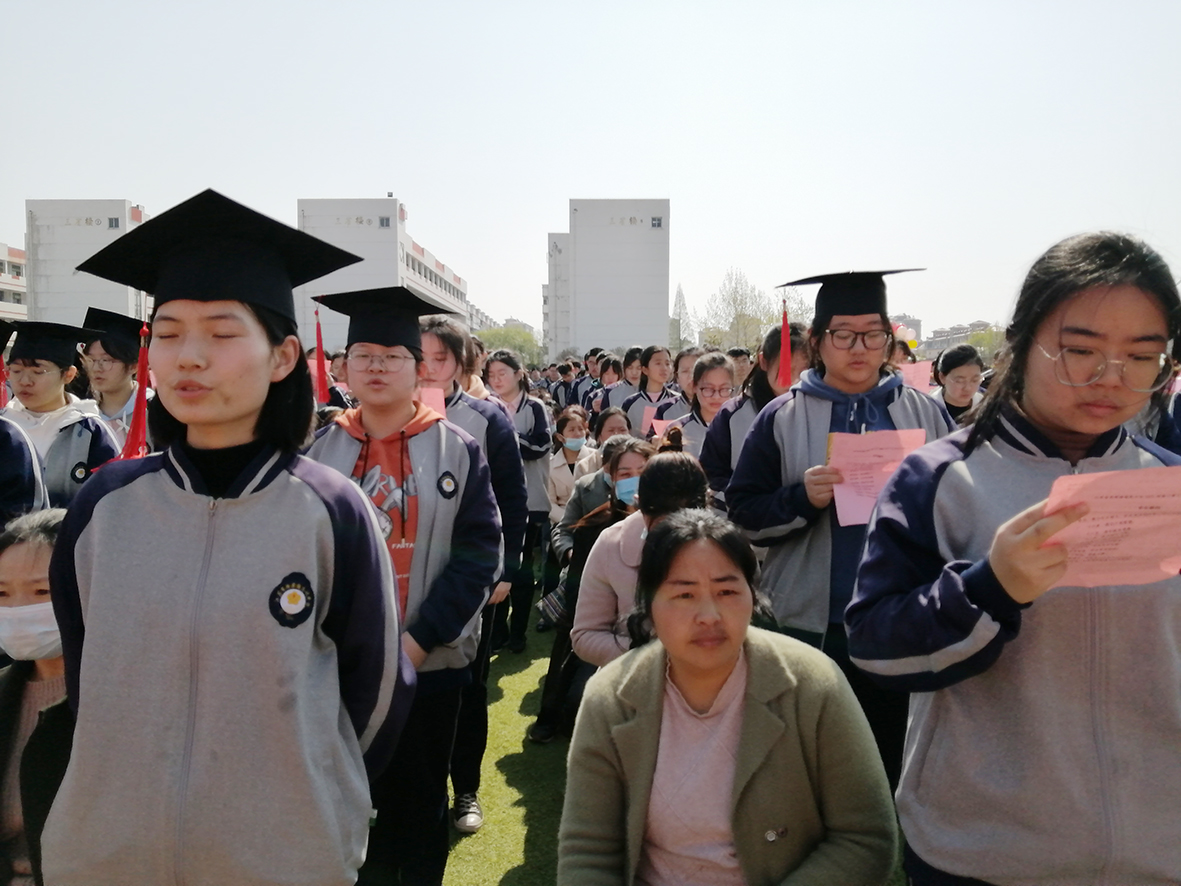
[0,602,63,660]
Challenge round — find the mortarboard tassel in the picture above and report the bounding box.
[118,322,151,459]
[0,351,7,408]
[777,298,793,389]
[314,307,331,404]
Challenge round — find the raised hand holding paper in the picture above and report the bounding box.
[826,429,927,526]
[1044,465,1181,587]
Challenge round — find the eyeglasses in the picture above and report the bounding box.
[825,329,891,350]
[945,374,983,388]
[697,385,734,398]
[1035,343,1175,393]
[7,365,59,380]
[84,357,121,371]
[346,352,415,372]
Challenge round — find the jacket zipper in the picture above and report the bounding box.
[174,499,219,886]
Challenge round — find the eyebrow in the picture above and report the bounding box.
[153,312,248,324]
[1059,325,1167,344]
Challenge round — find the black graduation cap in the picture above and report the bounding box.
[780,270,923,317]
[0,319,14,351]
[313,287,456,356]
[9,321,102,369]
[75,189,363,325]
[82,307,146,355]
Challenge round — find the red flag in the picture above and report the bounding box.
[313,308,331,404]
[777,299,793,389]
[118,322,151,459]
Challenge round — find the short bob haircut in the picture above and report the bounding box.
[0,508,67,558]
[933,344,984,385]
[967,231,1181,453]
[84,335,139,368]
[691,351,736,413]
[808,306,894,375]
[627,508,768,647]
[148,303,314,452]
[420,314,472,376]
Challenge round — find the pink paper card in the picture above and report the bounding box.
[1044,465,1181,587]
[418,386,448,416]
[900,361,934,390]
[650,419,671,437]
[827,429,927,526]
[641,406,657,435]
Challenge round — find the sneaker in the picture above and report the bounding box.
[528,720,558,744]
[507,636,526,654]
[452,793,484,833]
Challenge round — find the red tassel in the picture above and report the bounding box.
[777,299,793,389]
[314,308,331,404]
[118,322,151,459]
[0,352,7,408]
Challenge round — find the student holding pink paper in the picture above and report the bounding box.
[620,345,678,437]
[727,270,953,790]
[847,232,1181,886]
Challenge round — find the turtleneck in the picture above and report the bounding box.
[181,438,269,498]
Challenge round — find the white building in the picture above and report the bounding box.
[543,199,670,361]
[24,200,151,325]
[0,243,27,323]
[294,197,493,351]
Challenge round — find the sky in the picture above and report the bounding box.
[4,0,1181,338]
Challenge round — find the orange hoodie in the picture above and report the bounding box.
[334,401,444,618]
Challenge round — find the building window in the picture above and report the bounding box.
[379,216,390,228]
[9,264,21,278]
[109,217,120,229]
[651,217,663,228]
[11,291,22,304]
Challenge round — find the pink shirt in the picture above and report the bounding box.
[636,651,748,886]
[570,511,646,666]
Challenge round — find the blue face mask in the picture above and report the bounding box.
[614,475,640,506]
[563,436,586,452]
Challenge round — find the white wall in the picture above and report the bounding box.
[25,200,148,325]
[569,199,669,354]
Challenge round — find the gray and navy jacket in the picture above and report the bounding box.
[443,386,528,578]
[653,390,692,424]
[598,379,639,412]
[727,370,952,635]
[496,392,552,514]
[665,405,710,458]
[44,444,413,886]
[307,413,502,686]
[846,406,1181,885]
[2,402,119,508]
[570,373,595,409]
[699,395,759,510]
[620,385,677,438]
[0,415,46,524]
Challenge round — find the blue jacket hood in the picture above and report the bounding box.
[798,368,902,432]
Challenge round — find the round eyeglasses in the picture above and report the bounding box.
[346,352,415,373]
[825,329,891,350]
[1035,343,1175,393]
[697,385,734,398]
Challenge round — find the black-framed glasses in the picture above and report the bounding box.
[825,329,891,350]
[345,352,415,372]
[697,385,734,398]
[1035,343,1175,393]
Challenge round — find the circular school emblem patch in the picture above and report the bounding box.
[437,471,458,499]
[71,462,88,483]
[269,572,315,628]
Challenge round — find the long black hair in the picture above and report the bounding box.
[744,322,807,411]
[966,231,1181,454]
[148,303,313,452]
[637,345,671,394]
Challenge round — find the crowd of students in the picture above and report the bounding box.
[0,189,1179,886]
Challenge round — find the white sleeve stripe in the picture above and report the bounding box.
[850,614,1001,677]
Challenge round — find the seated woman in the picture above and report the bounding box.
[559,509,898,886]
[570,447,709,667]
[0,509,71,886]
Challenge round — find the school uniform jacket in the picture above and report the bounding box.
[0,415,46,524]
[498,393,552,514]
[307,414,502,681]
[2,399,119,508]
[598,380,639,412]
[666,406,709,458]
[652,391,692,424]
[620,386,677,438]
[846,409,1181,885]
[43,444,414,886]
[699,395,758,510]
[443,386,528,579]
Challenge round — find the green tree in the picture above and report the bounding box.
[477,326,546,368]
[967,327,1007,363]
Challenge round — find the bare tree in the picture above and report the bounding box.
[694,269,812,351]
[669,283,695,350]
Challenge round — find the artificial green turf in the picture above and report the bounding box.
[445,640,566,886]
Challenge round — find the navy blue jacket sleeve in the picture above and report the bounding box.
[699,399,737,500]
[518,399,552,462]
[407,437,502,652]
[725,393,823,542]
[844,440,1028,692]
[300,464,415,782]
[84,418,120,470]
[485,406,529,576]
[0,418,45,524]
